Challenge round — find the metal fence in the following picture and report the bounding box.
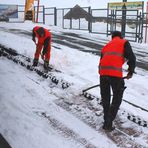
[107,9,143,42]
[4,4,148,43]
[34,5,44,23]
[44,7,56,26]
[53,7,91,31]
[143,12,148,43]
[91,9,108,34]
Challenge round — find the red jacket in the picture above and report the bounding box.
[33,26,51,44]
[99,37,127,78]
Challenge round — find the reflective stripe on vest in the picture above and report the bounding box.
[99,37,126,78]
[99,66,122,72]
[103,51,124,57]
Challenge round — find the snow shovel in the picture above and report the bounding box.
[82,76,128,93]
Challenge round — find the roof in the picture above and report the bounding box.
[64,5,93,21]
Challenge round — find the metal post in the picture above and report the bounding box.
[62,9,64,28]
[138,12,142,43]
[43,6,45,24]
[135,10,138,42]
[114,9,117,31]
[139,1,144,43]
[110,10,114,32]
[88,6,91,33]
[24,0,27,21]
[54,7,57,26]
[145,2,148,43]
[121,0,127,38]
[70,8,72,29]
[36,0,40,23]
[33,6,35,22]
[79,18,80,30]
[107,3,109,36]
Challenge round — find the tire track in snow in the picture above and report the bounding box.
[35,111,97,148]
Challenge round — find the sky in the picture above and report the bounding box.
[0,0,147,10]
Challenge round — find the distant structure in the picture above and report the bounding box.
[64,5,112,23]
[25,0,40,22]
[64,5,93,21]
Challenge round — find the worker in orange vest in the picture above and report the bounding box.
[32,26,51,69]
[99,31,136,131]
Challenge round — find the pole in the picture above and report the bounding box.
[36,0,40,23]
[144,2,148,43]
[121,0,127,38]
[88,6,91,33]
[54,7,57,26]
[24,0,27,21]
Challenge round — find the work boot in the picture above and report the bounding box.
[102,120,115,132]
[33,58,38,66]
[44,61,49,70]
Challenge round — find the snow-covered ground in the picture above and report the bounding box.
[0,21,148,148]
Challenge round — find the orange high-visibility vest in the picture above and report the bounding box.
[99,37,127,78]
[33,26,51,44]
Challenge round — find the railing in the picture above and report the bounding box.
[3,4,147,43]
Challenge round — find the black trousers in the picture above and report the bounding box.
[100,76,125,123]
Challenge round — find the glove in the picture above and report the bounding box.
[33,37,38,45]
[127,66,135,79]
[126,72,133,79]
[32,38,37,45]
[32,37,35,42]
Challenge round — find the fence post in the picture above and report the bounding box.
[145,2,148,43]
[43,6,45,24]
[62,9,64,28]
[54,7,57,26]
[140,1,144,43]
[33,6,35,22]
[88,6,91,33]
[79,18,80,30]
[138,12,143,43]
[121,4,126,38]
[70,8,72,29]
[107,4,109,37]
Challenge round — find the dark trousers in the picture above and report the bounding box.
[100,76,125,123]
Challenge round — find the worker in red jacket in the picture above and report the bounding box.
[99,31,136,131]
[32,26,51,69]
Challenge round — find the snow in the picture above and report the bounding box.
[0,20,148,148]
[0,52,115,148]
[0,59,88,148]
